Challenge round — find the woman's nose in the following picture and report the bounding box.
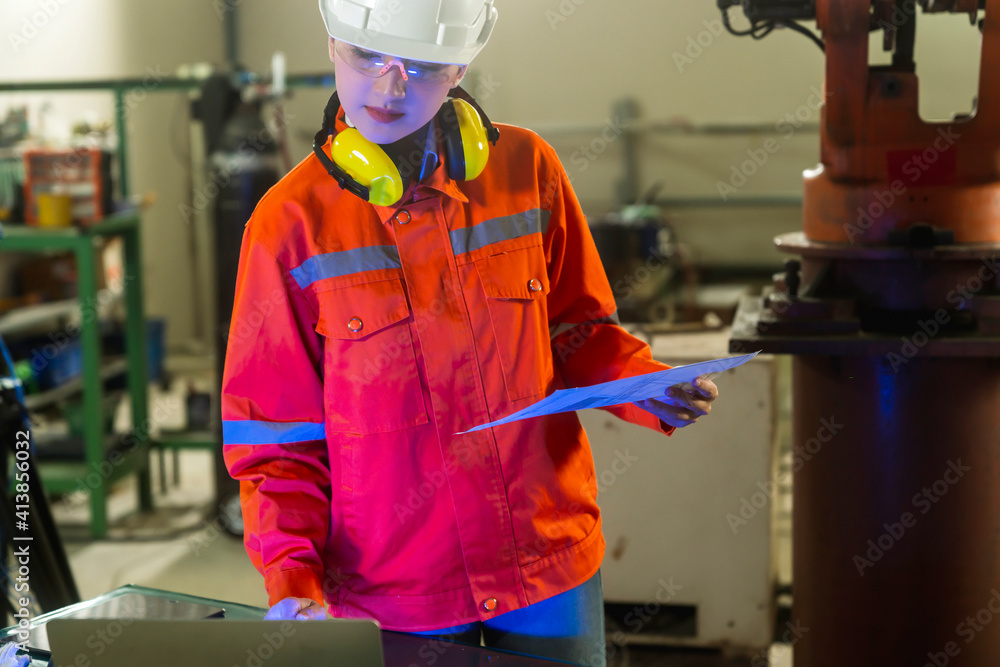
[373,66,407,99]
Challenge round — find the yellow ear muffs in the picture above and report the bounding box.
[313,88,497,205]
[439,98,490,182]
[330,128,404,207]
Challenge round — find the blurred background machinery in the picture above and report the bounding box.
[728,0,1000,665]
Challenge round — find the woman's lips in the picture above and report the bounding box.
[365,106,404,124]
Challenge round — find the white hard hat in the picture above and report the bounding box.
[319,0,498,65]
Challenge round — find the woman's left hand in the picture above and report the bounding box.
[633,375,719,429]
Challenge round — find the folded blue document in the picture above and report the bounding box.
[457,351,760,434]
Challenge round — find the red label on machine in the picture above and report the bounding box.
[886,144,958,187]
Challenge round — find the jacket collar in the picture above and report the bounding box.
[331,105,469,222]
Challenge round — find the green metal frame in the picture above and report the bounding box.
[0,72,346,536]
[0,212,150,538]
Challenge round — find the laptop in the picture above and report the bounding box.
[8,592,225,652]
[46,618,384,667]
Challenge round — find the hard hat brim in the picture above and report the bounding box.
[319,1,497,66]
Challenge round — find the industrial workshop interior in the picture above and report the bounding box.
[1,0,997,666]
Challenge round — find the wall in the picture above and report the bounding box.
[240,1,983,268]
[0,0,122,130]
[0,1,987,346]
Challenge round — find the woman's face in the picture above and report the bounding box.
[330,38,466,145]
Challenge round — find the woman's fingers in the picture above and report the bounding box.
[265,598,300,620]
[665,387,710,417]
[692,376,719,400]
[633,377,720,428]
[295,599,329,620]
[640,397,700,426]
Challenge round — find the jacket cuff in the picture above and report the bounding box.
[627,402,676,437]
[266,567,326,607]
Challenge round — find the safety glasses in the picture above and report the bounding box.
[335,40,464,85]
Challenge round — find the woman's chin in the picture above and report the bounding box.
[354,119,413,145]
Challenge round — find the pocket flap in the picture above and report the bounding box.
[479,247,550,300]
[315,278,410,340]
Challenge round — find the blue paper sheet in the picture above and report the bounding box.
[456,351,760,434]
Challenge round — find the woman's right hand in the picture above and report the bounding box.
[264,597,330,620]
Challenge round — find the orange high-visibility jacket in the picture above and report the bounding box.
[221,108,674,632]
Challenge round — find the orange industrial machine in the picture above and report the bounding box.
[727,0,999,665]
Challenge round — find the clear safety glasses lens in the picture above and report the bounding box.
[336,42,462,85]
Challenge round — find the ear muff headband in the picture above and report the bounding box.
[447,85,501,147]
[313,87,499,207]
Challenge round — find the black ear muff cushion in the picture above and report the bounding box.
[439,100,467,182]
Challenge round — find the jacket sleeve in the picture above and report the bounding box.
[221,227,332,607]
[541,148,675,436]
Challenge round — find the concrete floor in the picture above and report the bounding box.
[49,449,793,666]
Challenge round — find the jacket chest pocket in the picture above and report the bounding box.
[314,277,429,434]
[476,243,554,402]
